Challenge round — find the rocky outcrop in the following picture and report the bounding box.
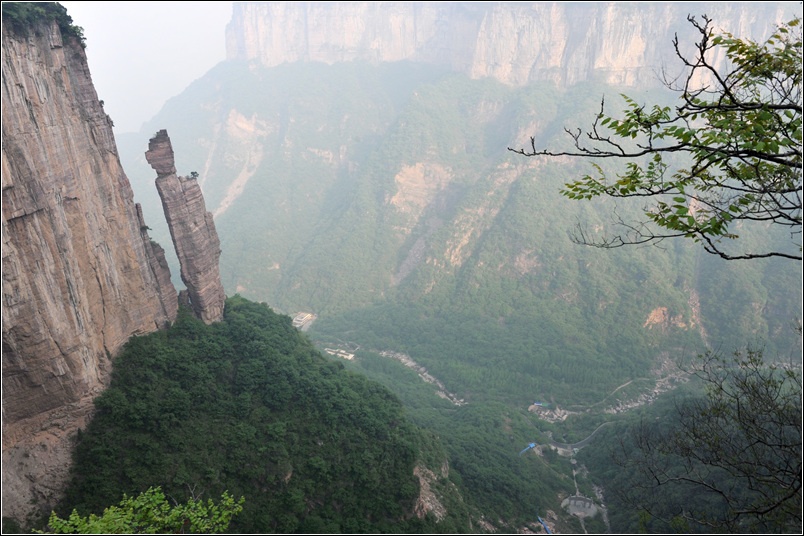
[1,19,178,523]
[146,130,226,324]
[226,1,797,88]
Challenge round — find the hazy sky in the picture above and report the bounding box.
[60,2,234,133]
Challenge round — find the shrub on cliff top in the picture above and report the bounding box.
[2,2,85,46]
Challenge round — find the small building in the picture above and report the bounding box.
[561,495,598,517]
[324,348,354,360]
[292,312,317,330]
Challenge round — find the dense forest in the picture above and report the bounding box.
[51,297,473,533]
[49,294,621,533]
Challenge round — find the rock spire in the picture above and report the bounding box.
[146,129,226,324]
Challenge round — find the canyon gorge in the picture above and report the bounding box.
[2,1,800,529]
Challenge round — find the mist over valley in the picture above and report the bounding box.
[3,1,801,533]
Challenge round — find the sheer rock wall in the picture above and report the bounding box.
[226,1,798,89]
[1,21,178,522]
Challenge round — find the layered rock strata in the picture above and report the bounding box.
[226,1,798,89]
[2,20,178,522]
[146,130,226,324]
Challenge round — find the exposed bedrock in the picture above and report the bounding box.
[146,129,226,324]
[2,20,177,523]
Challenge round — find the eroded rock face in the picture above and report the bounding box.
[226,1,795,88]
[1,21,178,523]
[146,130,226,324]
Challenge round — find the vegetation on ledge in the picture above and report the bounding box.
[1,2,85,46]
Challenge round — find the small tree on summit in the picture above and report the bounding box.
[511,15,802,261]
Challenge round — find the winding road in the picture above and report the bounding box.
[548,421,614,451]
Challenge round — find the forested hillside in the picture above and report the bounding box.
[53,297,471,533]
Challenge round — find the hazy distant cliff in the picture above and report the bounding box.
[225,1,798,88]
[1,16,177,521]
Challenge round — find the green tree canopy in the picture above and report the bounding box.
[1,2,85,45]
[38,487,244,534]
[511,15,802,261]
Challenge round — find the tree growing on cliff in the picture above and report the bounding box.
[510,15,802,261]
[1,2,85,45]
[511,13,803,532]
[618,347,802,533]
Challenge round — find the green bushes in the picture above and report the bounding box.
[1,2,85,45]
[39,487,244,534]
[55,297,449,533]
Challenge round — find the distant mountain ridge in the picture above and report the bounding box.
[225,1,799,88]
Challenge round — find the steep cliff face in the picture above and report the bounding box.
[225,1,797,88]
[1,20,177,522]
[146,130,226,325]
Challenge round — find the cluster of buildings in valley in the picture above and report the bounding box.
[528,401,573,423]
[291,312,353,359]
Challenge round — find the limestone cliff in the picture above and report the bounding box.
[146,130,226,325]
[1,17,177,522]
[226,1,798,88]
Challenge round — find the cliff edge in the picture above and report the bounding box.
[1,13,178,523]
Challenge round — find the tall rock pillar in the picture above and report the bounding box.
[146,130,226,324]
